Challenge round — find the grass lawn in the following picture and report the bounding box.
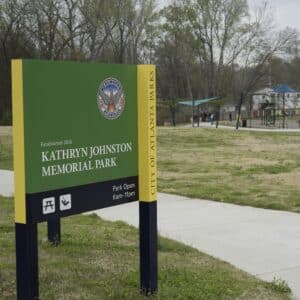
[0,196,291,299]
[2,126,300,212]
[158,127,300,213]
[0,126,291,298]
[0,127,13,170]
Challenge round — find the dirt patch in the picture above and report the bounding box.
[260,170,300,187]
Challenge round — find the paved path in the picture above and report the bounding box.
[184,122,300,132]
[0,170,14,197]
[1,171,299,298]
[93,193,300,299]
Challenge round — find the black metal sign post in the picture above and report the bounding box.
[15,223,39,300]
[139,201,158,294]
[47,218,61,246]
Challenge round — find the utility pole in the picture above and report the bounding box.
[192,99,195,127]
[282,92,285,129]
[236,93,244,130]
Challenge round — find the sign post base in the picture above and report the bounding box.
[47,218,61,246]
[139,201,158,295]
[15,223,39,300]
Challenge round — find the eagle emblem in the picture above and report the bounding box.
[97,78,125,119]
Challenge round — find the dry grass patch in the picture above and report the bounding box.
[260,170,300,186]
[158,127,300,212]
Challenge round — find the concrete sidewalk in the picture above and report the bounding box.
[93,193,300,299]
[0,170,14,197]
[184,122,300,132]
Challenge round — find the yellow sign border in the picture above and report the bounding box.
[137,65,157,202]
[12,59,26,223]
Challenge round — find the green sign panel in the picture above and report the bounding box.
[12,60,156,224]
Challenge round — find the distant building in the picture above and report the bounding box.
[252,88,274,112]
[252,85,300,117]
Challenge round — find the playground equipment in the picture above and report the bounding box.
[273,84,296,129]
[260,102,276,126]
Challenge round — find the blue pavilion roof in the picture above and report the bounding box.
[273,84,296,94]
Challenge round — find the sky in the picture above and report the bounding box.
[159,0,300,31]
[248,0,300,31]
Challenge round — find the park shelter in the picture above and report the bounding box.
[178,97,219,107]
[179,97,219,127]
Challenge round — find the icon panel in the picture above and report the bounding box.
[59,194,72,211]
[42,197,55,215]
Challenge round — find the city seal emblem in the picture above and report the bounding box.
[97,78,125,120]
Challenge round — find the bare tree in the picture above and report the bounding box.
[128,0,158,64]
[24,0,63,59]
[56,0,84,60]
[79,0,117,61]
[183,0,264,97]
[0,0,33,123]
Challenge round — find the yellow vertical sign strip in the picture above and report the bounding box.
[138,65,157,202]
[12,59,26,223]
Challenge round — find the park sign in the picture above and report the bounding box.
[12,60,157,224]
[12,60,158,298]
